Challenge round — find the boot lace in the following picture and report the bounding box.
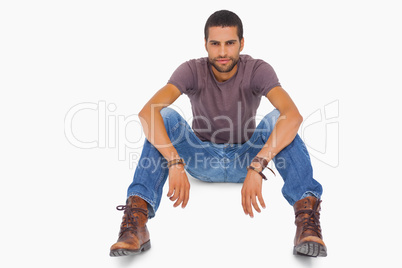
[295,199,322,238]
[116,205,148,237]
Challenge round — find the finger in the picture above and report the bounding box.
[167,179,174,197]
[241,190,248,215]
[167,182,173,197]
[167,187,173,198]
[182,187,189,208]
[257,192,266,209]
[173,187,184,207]
[170,187,180,201]
[245,195,254,218]
[251,195,261,213]
[174,197,182,207]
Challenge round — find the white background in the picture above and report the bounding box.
[1,0,401,267]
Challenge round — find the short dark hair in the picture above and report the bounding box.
[204,10,243,41]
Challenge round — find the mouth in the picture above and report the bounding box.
[216,58,231,65]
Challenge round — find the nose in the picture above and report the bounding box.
[219,43,227,57]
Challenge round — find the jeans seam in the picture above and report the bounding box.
[154,166,168,194]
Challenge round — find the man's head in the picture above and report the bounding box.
[204,10,244,80]
[204,10,243,42]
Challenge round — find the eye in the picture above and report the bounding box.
[226,41,235,45]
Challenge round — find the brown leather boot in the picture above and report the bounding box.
[293,196,327,257]
[110,196,151,257]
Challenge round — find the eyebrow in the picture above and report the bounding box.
[209,39,238,43]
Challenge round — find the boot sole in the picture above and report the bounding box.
[293,242,327,257]
[110,240,151,257]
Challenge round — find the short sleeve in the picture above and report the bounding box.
[251,61,281,97]
[167,61,196,95]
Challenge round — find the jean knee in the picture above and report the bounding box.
[160,107,183,127]
[160,107,180,118]
[160,107,190,141]
[258,109,280,132]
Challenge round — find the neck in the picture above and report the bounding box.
[211,64,238,82]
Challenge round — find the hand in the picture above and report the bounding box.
[241,167,266,218]
[167,164,190,208]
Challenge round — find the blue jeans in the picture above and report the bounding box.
[127,108,323,218]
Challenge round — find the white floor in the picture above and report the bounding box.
[1,1,401,267]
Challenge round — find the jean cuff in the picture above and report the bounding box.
[300,191,321,200]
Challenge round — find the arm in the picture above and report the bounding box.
[256,86,303,161]
[241,86,303,217]
[138,83,190,208]
[138,83,182,161]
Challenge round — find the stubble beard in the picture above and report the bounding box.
[208,56,239,73]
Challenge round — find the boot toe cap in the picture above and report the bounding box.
[298,235,326,247]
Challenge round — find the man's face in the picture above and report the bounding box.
[205,26,244,74]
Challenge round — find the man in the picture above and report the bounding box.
[110,10,327,258]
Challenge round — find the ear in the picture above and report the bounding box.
[204,38,208,51]
[240,37,245,52]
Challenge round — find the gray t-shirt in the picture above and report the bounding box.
[168,54,281,144]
